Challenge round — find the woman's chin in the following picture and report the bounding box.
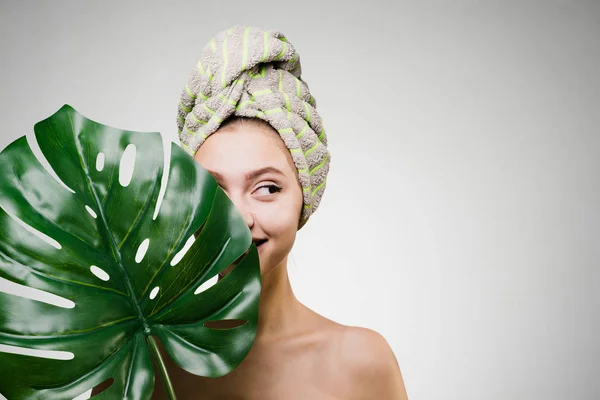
[251,241,292,277]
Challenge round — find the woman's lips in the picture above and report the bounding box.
[257,240,267,252]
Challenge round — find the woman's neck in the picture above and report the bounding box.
[255,255,302,343]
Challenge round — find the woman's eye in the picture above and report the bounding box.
[255,184,281,196]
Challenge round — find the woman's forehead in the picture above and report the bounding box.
[194,125,296,180]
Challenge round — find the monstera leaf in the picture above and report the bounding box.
[0,105,261,400]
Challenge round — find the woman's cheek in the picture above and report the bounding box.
[274,200,301,227]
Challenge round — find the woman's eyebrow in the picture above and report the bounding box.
[245,166,285,181]
[206,166,285,182]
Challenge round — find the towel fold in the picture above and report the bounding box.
[177,25,330,229]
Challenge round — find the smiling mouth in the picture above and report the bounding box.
[227,239,267,273]
[254,239,267,248]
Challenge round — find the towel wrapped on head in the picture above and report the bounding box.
[177,25,330,229]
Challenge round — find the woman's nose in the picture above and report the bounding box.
[242,208,254,228]
[228,194,254,228]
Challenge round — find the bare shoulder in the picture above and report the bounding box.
[296,307,408,398]
[338,326,409,400]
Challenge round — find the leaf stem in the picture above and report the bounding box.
[146,335,178,400]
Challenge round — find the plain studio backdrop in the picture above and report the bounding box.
[1,1,599,399]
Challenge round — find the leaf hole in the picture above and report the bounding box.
[135,238,150,263]
[85,205,97,219]
[194,274,219,295]
[203,319,248,330]
[149,286,160,300]
[90,266,110,281]
[118,144,136,187]
[1,205,61,250]
[170,235,196,266]
[152,135,171,220]
[0,343,74,360]
[95,152,105,172]
[85,377,115,399]
[0,276,75,308]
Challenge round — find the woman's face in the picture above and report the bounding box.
[193,121,303,277]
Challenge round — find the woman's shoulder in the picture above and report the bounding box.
[334,325,398,374]
[336,325,408,399]
[290,306,408,398]
[303,306,398,364]
[310,314,408,399]
[309,311,394,358]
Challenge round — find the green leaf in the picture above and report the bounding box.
[0,105,261,400]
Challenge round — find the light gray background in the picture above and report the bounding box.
[1,1,599,399]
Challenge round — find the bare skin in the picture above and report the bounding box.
[93,119,408,399]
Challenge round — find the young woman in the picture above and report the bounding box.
[95,25,408,400]
[163,117,408,400]
[174,25,409,399]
